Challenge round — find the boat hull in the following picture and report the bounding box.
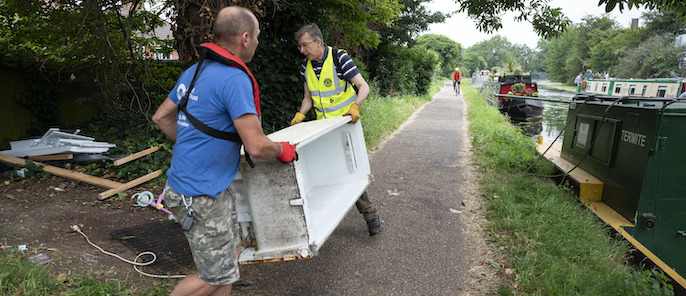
[499,98,543,122]
[558,97,686,287]
[481,75,543,122]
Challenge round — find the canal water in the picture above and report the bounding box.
[516,82,576,143]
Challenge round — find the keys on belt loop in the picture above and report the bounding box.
[181,195,195,231]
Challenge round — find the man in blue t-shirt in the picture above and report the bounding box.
[290,23,382,237]
[152,6,297,296]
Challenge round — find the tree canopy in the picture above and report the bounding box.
[539,11,686,83]
[415,34,462,76]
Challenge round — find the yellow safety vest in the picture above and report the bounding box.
[306,46,357,119]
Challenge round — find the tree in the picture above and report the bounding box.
[613,33,686,78]
[416,34,462,76]
[453,0,684,42]
[0,0,175,130]
[599,0,686,18]
[461,51,487,75]
[501,55,522,74]
[640,10,686,39]
[512,44,535,72]
[588,28,642,76]
[543,29,575,82]
[456,0,571,39]
[375,0,447,46]
[170,0,402,68]
[463,36,515,72]
[365,0,446,96]
[528,39,548,73]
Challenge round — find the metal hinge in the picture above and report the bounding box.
[657,136,668,151]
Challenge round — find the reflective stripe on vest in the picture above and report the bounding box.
[305,46,357,119]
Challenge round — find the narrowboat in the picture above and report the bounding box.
[577,77,686,98]
[538,93,686,289]
[480,75,544,122]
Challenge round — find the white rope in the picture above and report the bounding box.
[71,225,186,279]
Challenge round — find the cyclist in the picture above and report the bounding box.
[452,68,462,94]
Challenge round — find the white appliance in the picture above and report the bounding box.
[231,116,371,263]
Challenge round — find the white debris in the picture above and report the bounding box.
[0,128,115,158]
[386,189,400,196]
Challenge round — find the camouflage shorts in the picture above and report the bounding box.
[162,183,241,286]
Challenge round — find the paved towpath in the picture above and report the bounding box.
[237,81,494,295]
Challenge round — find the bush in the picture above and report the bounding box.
[370,44,438,96]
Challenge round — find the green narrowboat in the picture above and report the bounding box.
[539,94,686,289]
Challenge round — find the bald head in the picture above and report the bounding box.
[213,6,257,44]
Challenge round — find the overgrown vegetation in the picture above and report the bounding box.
[462,80,674,295]
[0,248,173,295]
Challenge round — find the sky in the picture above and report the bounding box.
[426,0,648,49]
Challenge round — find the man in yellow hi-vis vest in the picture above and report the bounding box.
[290,23,381,236]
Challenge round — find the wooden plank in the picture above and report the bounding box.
[113,144,163,166]
[28,154,74,161]
[0,153,123,189]
[98,170,162,200]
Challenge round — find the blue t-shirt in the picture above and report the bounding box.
[166,60,256,198]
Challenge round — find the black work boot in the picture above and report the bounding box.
[366,217,382,236]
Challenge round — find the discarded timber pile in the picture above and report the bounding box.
[0,145,163,200]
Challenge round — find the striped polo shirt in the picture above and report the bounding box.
[299,43,360,82]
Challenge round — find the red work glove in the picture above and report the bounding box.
[277,142,298,163]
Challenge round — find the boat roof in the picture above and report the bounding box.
[585,77,685,84]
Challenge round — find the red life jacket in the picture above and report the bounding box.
[198,42,261,117]
[177,43,262,168]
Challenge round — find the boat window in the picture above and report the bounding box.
[629,85,636,95]
[594,83,598,91]
[601,83,608,93]
[641,85,647,96]
[614,84,622,93]
[657,86,667,97]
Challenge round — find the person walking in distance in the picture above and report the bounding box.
[452,68,462,94]
[574,72,583,86]
[152,6,298,296]
[289,23,382,236]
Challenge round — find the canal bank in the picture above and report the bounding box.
[463,80,678,295]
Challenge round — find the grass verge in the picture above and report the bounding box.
[0,249,171,295]
[462,80,674,295]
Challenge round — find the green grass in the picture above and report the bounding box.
[0,248,173,295]
[0,250,54,295]
[462,80,674,295]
